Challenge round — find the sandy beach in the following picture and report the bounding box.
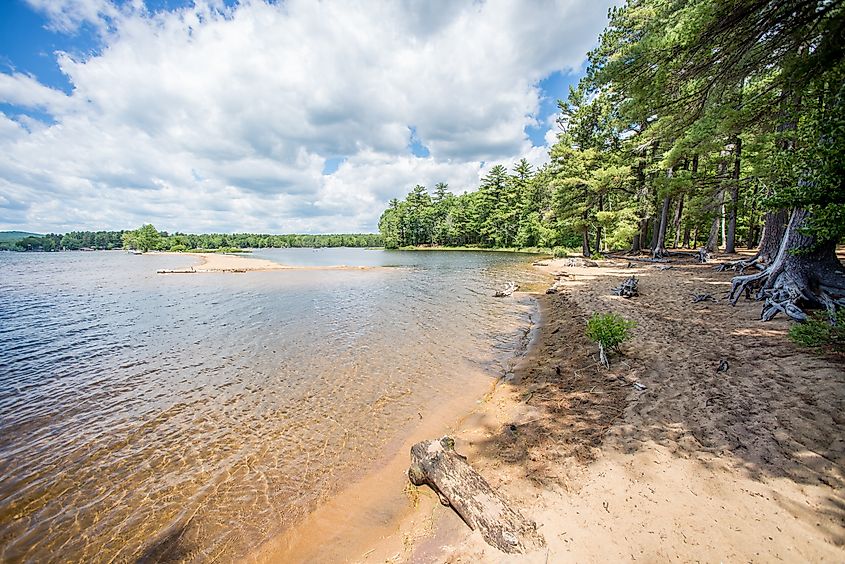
[258,253,845,562]
[157,252,376,273]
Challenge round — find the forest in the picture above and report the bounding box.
[5,227,382,252]
[379,0,844,322]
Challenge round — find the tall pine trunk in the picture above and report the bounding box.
[756,209,788,264]
[705,189,724,253]
[725,137,742,253]
[672,194,684,248]
[595,194,603,254]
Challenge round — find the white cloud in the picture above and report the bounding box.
[1,0,614,233]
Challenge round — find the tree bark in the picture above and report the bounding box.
[582,227,590,257]
[672,194,684,248]
[757,209,788,264]
[652,193,672,258]
[595,194,603,254]
[705,190,724,253]
[649,216,660,251]
[408,437,545,554]
[729,208,845,321]
[633,217,649,254]
[746,182,761,249]
[725,137,742,253]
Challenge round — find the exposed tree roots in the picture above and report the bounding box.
[728,210,845,322]
[715,255,766,274]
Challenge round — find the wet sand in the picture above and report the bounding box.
[263,254,845,562]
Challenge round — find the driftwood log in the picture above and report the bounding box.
[408,437,545,554]
[611,276,639,298]
[557,257,598,267]
[493,281,519,297]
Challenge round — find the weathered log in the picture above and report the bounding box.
[611,276,639,298]
[607,254,671,264]
[557,257,598,267]
[493,281,518,297]
[408,437,545,554]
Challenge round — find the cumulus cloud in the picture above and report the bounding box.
[0,0,614,233]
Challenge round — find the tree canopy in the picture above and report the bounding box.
[379,0,845,321]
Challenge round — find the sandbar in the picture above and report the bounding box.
[156,251,376,273]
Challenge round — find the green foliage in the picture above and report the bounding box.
[585,313,636,352]
[123,224,162,252]
[9,228,382,252]
[789,311,845,351]
[380,0,845,259]
[552,246,578,258]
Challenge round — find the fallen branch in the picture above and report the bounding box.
[606,255,671,264]
[408,437,545,554]
[611,276,639,298]
[494,281,518,297]
[692,293,716,303]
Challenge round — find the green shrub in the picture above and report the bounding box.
[169,244,187,252]
[789,310,845,351]
[586,312,636,352]
[590,252,604,261]
[552,246,580,258]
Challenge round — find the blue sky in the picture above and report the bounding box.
[0,0,607,234]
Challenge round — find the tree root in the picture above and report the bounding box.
[729,264,845,322]
[728,209,845,322]
[715,257,765,274]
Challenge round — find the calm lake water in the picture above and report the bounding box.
[0,248,545,562]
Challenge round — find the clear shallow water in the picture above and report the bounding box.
[0,249,545,562]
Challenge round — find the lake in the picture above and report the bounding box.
[0,248,544,562]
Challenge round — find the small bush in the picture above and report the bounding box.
[169,244,187,252]
[590,252,604,261]
[789,310,845,351]
[552,246,579,258]
[586,312,636,352]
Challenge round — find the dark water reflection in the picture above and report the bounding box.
[0,249,544,562]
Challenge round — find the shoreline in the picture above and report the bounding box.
[256,256,845,562]
[244,283,545,562]
[402,257,845,561]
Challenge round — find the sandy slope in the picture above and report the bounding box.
[366,255,844,563]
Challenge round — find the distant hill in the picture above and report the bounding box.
[0,231,42,243]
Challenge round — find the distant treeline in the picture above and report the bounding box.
[3,227,382,252]
[2,232,124,252]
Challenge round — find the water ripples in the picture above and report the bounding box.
[0,249,544,562]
